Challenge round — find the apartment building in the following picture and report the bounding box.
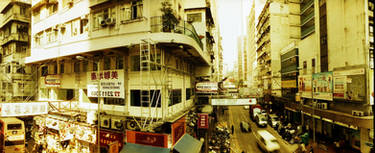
[256,0,299,102]
[0,0,35,102]
[184,0,219,81]
[245,2,257,89]
[237,35,244,84]
[277,0,374,152]
[26,0,214,144]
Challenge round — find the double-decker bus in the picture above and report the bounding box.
[0,118,25,153]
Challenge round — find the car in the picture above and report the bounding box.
[240,121,251,132]
[256,114,268,127]
[243,105,249,109]
[254,130,281,153]
[268,114,280,128]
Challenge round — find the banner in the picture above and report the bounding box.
[211,98,257,106]
[45,75,61,87]
[126,131,168,148]
[100,130,124,149]
[87,70,124,98]
[312,72,333,101]
[333,68,366,101]
[333,76,347,99]
[171,117,186,145]
[0,102,48,117]
[298,75,312,98]
[196,82,218,94]
[198,113,209,129]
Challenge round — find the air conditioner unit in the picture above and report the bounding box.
[101,116,111,128]
[111,118,124,130]
[105,18,116,26]
[100,20,107,27]
[126,120,137,130]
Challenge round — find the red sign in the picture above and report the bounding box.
[100,130,124,150]
[172,117,186,145]
[198,113,209,129]
[126,131,168,148]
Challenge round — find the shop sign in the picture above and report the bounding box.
[333,76,346,99]
[45,75,61,87]
[198,113,209,129]
[171,117,186,145]
[100,130,124,149]
[333,68,366,101]
[75,125,97,144]
[211,98,257,106]
[281,80,297,88]
[298,75,312,98]
[126,131,168,148]
[87,70,124,98]
[195,82,218,94]
[0,102,48,117]
[312,72,333,101]
[59,122,75,141]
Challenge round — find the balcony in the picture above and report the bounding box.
[31,0,47,8]
[0,13,30,28]
[1,33,29,45]
[1,0,31,13]
[150,16,203,50]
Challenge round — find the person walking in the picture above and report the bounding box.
[231,125,234,134]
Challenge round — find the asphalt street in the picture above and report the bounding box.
[220,106,298,153]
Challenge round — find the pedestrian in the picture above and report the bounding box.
[231,125,234,134]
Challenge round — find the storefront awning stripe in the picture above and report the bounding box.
[120,143,170,153]
[174,134,203,153]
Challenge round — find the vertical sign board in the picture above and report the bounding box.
[108,141,119,153]
[45,75,61,87]
[87,70,124,98]
[171,117,186,145]
[298,75,312,98]
[312,72,333,101]
[197,113,209,129]
[126,131,168,148]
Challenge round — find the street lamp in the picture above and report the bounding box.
[76,55,101,153]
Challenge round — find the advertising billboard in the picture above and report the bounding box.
[333,68,365,101]
[298,75,312,98]
[87,70,124,98]
[198,113,209,129]
[171,117,186,145]
[0,102,48,117]
[312,72,333,101]
[126,131,168,148]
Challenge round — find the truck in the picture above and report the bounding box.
[249,104,262,121]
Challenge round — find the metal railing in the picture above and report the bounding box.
[150,16,203,50]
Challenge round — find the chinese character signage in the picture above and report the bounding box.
[100,130,124,150]
[312,72,333,101]
[333,76,346,99]
[172,117,186,145]
[211,98,257,106]
[126,130,168,148]
[298,75,312,98]
[198,113,209,129]
[0,102,48,117]
[45,75,61,87]
[87,70,124,98]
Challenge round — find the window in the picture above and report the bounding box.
[58,89,75,100]
[82,61,88,72]
[48,3,58,15]
[59,62,64,73]
[131,56,140,71]
[130,90,161,107]
[80,18,89,34]
[300,0,315,39]
[186,88,191,100]
[52,62,57,74]
[116,56,124,69]
[131,1,143,20]
[41,66,48,76]
[74,61,80,72]
[104,98,125,105]
[92,8,115,29]
[104,57,111,70]
[169,89,181,106]
[71,19,80,37]
[93,61,98,71]
[7,124,22,130]
[120,5,131,21]
[151,54,161,70]
[187,13,202,22]
[17,67,25,74]
[20,6,27,15]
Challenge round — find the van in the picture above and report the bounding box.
[0,117,25,153]
[254,130,280,153]
[256,114,267,127]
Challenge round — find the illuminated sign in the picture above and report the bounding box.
[211,98,257,106]
[0,102,48,117]
[87,70,124,98]
[198,113,209,129]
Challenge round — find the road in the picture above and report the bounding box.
[220,106,298,153]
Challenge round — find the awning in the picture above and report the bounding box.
[120,143,170,153]
[174,134,203,153]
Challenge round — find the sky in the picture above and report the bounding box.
[217,0,265,73]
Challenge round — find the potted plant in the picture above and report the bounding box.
[160,1,179,32]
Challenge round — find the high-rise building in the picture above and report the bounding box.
[245,1,257,89]
[0,0,35,102]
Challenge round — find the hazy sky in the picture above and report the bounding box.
[217,0,265,72]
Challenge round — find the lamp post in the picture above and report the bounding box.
[76,56,101,153]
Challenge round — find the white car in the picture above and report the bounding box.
[254,130,280,153]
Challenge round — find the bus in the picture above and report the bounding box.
[0,118,25,153]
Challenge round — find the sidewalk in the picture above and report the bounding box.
[305,140,361,153]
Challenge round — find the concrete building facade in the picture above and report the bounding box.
[26,0,216,136]
[0,0,35,102]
